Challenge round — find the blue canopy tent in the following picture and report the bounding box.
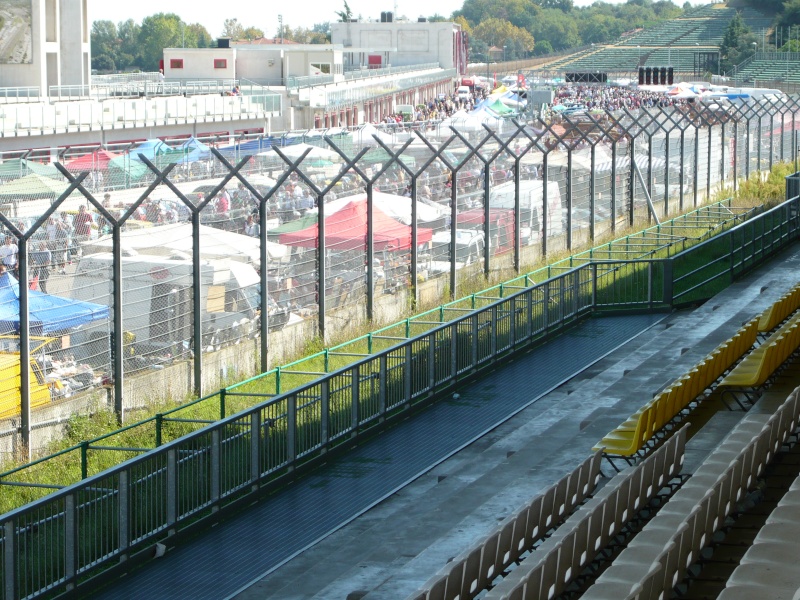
[175,137,212,163]
[216,138,273,160]
[131,139,169,162]
[0,273,109,335]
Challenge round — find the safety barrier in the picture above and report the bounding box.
[1,190,800,599]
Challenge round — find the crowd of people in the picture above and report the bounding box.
[552,84,694,112]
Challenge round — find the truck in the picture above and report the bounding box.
[426,229,486,273]
[71,254,289,370]
[0,337,57,420]
[486,179,564,244]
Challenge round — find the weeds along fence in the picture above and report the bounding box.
[0,195,755,515]
[0,99,796,457]
[0,187,798,599]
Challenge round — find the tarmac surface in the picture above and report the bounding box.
[91,242,800,600]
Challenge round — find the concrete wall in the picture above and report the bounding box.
[163,48,236,80]
[0,0,89,92]
[58,0,89,87]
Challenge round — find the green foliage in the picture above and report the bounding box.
[718,13,757,75]
[335,1,353,22]
[455,0,683,55]
[473,17,536,56]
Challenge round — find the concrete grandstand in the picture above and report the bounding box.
[540,4,773,77]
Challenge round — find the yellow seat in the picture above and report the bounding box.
[594,405,656,457]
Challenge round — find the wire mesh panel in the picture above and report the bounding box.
[357,356,383,426]
[13,497,67,599]
[259,398,290,476]
[175,432,212,520]
[219,415,254,498]
[128,453,169,544]
[76,472,120,572]
[295,384,324,457]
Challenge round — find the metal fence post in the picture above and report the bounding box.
[109,221,125,424]
[210,428,221,509]
[250,411,261,488]
[18,237,30,459]
[166,448,178,530]
[191,211,202,397]
[4,520,16,600]
[119,469,130,560]
[64,493,77,589]
[350,366,360,435]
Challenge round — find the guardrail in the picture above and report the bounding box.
[1,185,798,599]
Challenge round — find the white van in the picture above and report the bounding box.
[456,86,472,100]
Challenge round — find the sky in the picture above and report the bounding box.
[90,1,467,36]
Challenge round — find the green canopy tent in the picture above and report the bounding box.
[485,99,515,115]
[0,159,60,181]
[107,155,154,188]
[0,173,74,200]
[266,213,318,242]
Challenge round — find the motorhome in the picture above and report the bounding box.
[71,254,289,369]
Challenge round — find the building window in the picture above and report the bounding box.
[214,59,228,69]
[310,63,331,74]
[170,59,184,69]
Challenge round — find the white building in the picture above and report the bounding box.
[330,18,467,72]
[0,6,461,151]
[0,0,90,92]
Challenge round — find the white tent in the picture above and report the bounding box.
[258,143,340,161]
[85,223,288,265]
[347,123,394,147]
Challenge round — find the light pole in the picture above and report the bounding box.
[637,45,641,66]
[752,41,758,54]
[503,45,508,63]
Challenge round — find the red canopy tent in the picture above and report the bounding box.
[278,198,432,250]
[64,149,120,172]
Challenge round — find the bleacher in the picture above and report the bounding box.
[542,3,772,75]
[735,56,800,84]
[407,281,800,600]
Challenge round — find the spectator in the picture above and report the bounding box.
[31,241,51,293]
[244,214,260,237]
[72,205,94,257]
[0,236,18,279]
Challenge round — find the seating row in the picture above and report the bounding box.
[583,387,800,600]
[718,313,800,407]
[593,318,759,462]
[482,426,688,600]
[757,283,800,333]
[719,444,800,599]
[407,450,604,600]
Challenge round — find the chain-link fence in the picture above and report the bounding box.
[0,98,797,455]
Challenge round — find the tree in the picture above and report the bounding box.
[778,0,800,28]
[718,12,756,74]
[242,26,265,41]
[335,1,353,22]
[93,54,116,73]
[138,13,184,70]
[472,18,535,57]
[452,15,472,36]
[222,18,245,40]
[187,23,214,48]
[117,19,142,70]
[454,0,540,31]
[91,20,119,71]
[528,9,580,50]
